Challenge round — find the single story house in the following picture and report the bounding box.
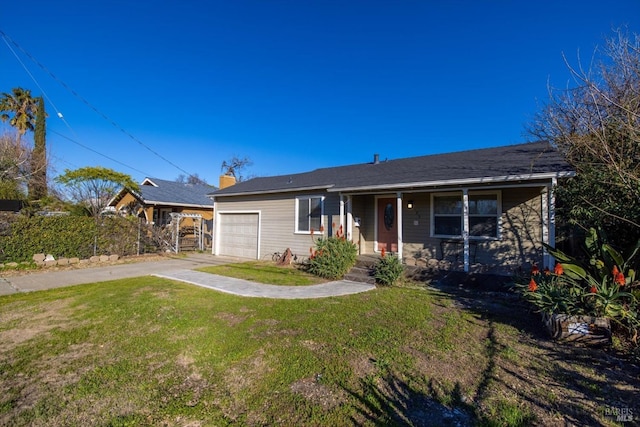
[209,142,575,274]
[109,177,217,250]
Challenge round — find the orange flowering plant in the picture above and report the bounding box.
[515,262,583,315]
[515,228,639,332]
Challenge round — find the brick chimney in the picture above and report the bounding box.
[219,174,236,189]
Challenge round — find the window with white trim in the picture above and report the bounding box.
[296,196,323,233]
[432,192,500,239]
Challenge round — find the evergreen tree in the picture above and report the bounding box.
[29,96,47,200]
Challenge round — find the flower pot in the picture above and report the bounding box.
[542,313,611,346]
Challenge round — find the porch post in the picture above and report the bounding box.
[396,192,403,261]
[541,179,556,269]
[549,177,557,257]
[339,193,345,236]
[462,188,470,272]
[346,195,353,241]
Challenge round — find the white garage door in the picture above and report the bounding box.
[218,213,259,259]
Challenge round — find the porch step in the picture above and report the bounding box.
[344,266,376,285]
[354,254,381,269]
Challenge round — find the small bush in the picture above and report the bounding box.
[307,228,357,280]
[374,253,404,286]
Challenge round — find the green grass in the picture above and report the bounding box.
[0,263,635,426]
[198,261,326,285]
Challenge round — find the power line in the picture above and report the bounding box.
[50,129,152,177]
[1,29,196,178]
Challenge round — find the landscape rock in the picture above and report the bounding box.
[32,253,46,262]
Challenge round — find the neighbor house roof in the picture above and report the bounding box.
[211,141,574,197]
[111,177,215,208]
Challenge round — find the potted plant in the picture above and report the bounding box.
[515,228,639,345]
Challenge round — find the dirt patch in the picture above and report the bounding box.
[290,377,346,410]
[349,353,377,379]
[215,312,248,327]
[224,349,272,396]
[220,348,274,422]
[0,298,74,351]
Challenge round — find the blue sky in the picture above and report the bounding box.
[1,1,638,185]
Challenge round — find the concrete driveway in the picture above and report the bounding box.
[0,253,238,295]
[0,253,376,299]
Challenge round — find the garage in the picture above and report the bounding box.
[216,212,259,259]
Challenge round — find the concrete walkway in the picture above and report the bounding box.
[0,253,375,299]
[155,270,375,299]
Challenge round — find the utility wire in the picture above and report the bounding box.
[1,29,195,178]
[2,30,80,144]
[50,129,152,177]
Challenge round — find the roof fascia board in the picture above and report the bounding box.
[141,178,158,187]
[211,184,334,198]
[143,201,213,208]
[108,187,143,207]
[329,172,575,193]
[343,181,560,196]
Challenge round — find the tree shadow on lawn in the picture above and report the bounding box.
[342,372,476,426]
[427,272,640,426]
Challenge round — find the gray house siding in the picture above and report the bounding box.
[215,191,341,260]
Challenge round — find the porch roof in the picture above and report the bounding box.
[210,141,574,197]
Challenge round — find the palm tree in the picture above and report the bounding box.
[0,87,38,143]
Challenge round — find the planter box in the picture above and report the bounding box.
[542,313,611,346]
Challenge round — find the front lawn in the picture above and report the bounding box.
[198,261,326,286]
[0,268,637,426]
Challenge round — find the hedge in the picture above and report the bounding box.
[0,215,142,262]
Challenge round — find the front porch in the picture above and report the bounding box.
[339,184,555,275]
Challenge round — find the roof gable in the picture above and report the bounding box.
[212,142,574,196]
[138,178,215,207]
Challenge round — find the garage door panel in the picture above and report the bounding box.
[218,213,259,259]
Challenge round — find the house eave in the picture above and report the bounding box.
[143,200,213,209]
[210,185,334,198]
[328,171,575,193]
[108,188,143,207]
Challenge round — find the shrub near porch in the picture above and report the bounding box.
[306,226,358,280]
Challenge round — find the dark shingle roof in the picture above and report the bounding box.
[139,178,214,207]
[211,141,574,197]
